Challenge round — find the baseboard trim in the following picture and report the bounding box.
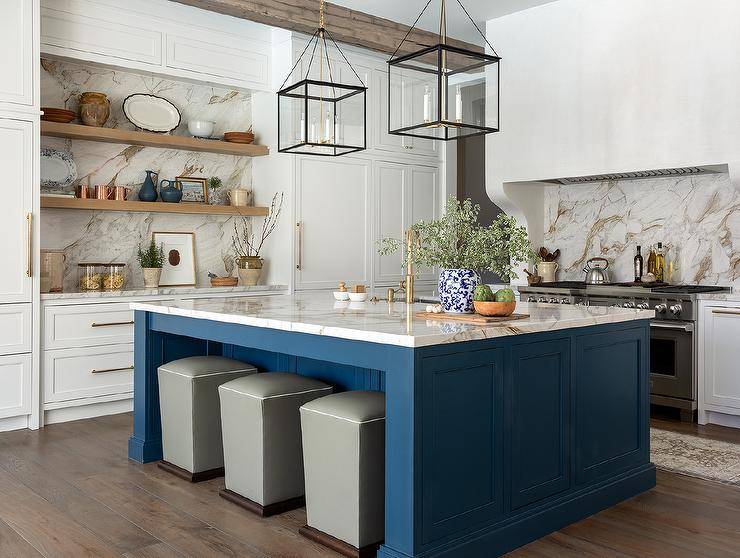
[704,410,740,429]
[0,415,29,433]
[158,460,224,482]
[299,524,381,558]
[44,398,132,425]
[219,489,305,517]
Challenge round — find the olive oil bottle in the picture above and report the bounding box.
[655,242,666,282]
[647,245,657,276]
[634,246,644,282]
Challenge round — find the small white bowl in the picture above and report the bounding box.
[188,120,215,138]
[348,292,367,302]
[333,291,350,301]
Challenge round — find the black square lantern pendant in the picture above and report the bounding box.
[278,1,367,156]
[388,0,501,141]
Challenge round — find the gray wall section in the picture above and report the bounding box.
[457,135,505,284]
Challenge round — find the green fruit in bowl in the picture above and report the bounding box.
[473,284,495,302]
[494,288,516,302]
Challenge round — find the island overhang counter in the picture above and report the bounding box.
[128,293,656,558]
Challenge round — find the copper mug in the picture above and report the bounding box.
[111,186,131,201]
[94,184,113,200]
[75,185,92,199]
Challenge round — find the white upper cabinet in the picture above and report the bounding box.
[295,156,371,290]
[41,0,272,91]
[702,304,740,412]
[0,0,36,110]
[0,119,34,304]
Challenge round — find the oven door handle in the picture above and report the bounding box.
[650,321,694,332]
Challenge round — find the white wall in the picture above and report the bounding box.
[485,0,740,248]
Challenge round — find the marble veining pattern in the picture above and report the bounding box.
[40,59,256,290]
[130,292,655,348]
[544,173,740,286]
[41,284,288,301]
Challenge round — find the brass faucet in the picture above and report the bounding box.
[403,228,419,305]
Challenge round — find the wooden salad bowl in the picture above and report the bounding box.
[473,301,516,317]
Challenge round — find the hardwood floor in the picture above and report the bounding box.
[0,414,737,557]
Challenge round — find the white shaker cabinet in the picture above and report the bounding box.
[373,161,439,285]
[0,118,34,304]
[0,0,36,111]
[295,156,371,290]
[701,303,740,416]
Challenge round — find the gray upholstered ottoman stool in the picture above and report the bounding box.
[299,391,385,558]
[218,372,333,516]
[157,356,257,482]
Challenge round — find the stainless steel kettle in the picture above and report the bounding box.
[583,257,610,284]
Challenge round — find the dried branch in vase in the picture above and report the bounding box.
[231,192,284,258]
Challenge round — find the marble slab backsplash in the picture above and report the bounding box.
[544,172,739,286]
[40,58,256,290]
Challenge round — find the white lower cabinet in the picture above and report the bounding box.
[701,304,740,415]
[43,343,133,404]
[44,302,133,349]
[0,354,32,420]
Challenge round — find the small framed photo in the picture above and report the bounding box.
[153,232,196,286]
[176,176,209,204]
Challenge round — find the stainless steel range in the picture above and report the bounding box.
[518,282,732,421]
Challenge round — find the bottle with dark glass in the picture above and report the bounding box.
[634,245,643,282]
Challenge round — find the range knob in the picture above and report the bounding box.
[669,304,683,316]
[538,297,548,303]
[623,302,636,309]
[637,302,650,310]
[527,296,537,302]
[549,297,559,304]
[655,303,668,314]
[560,298,571,304]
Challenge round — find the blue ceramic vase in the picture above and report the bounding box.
[138,170,159,202]
[438,268,481,313]
[159,179,182,203]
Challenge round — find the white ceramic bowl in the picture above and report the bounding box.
[333,291,350,301]
[188,120,215,138]
[348,292,367,302]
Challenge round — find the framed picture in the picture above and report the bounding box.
[152,232,196,286]
[176,176,209,204]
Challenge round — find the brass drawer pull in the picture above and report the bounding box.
[91,365,134,374]
[91,320,135,328]
[296,221,302,270]
[712,309,740,316]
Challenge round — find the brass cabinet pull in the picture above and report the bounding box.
[712,309,740,316]
[26,213,32,277]
[91,320,135,328]
[91,365,134,374]
[296,221,302,270]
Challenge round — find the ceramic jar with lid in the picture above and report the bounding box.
[79,92,110,127]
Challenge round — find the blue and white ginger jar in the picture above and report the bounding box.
[438,268,481,313]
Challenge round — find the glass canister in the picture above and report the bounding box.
[40,250,66,293]
[78,263,103,291]
[101,263,126,291]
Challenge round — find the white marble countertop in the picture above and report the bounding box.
[130,291,654,348]
[697,291,740,302]
[41,284,288,301]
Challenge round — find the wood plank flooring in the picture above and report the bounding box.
[0,413,737,557]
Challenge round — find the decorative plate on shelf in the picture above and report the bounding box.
[40,148,77,190]
[122,94,181,133]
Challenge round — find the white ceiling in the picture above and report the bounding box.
[331,0,558,44]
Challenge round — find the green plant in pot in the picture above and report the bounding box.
[377,196,535,313]
[231,192,283,286]
[137,239,165,288]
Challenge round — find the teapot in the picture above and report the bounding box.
[159,179,182,203]
[583,257,610,284]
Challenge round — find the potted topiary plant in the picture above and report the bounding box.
[231,192,283,286]
[378,196,536,313]
[137,239,165,288]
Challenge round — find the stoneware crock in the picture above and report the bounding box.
[438,268,481,313]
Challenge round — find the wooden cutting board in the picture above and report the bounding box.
[416,312,530,324]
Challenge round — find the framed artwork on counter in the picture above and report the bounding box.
[153,231,196,286]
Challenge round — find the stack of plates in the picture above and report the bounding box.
[41,108,77,123]
[223,131,254,144]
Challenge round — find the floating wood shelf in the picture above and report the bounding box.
[41,196,269,216]
[41,121,269,157]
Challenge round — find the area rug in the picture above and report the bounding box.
[650,427,740,485]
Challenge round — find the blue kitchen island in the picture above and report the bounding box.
[128,293,656,558]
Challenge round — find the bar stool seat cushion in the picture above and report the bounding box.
[300,390,385,553]
[157,356,257,479]
[219,372,333,513]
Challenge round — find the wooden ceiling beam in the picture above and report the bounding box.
[170,0,483,57]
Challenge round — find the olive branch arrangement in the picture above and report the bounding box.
[231,192,284,258]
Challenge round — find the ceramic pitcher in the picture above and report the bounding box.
[139,170,159,202]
